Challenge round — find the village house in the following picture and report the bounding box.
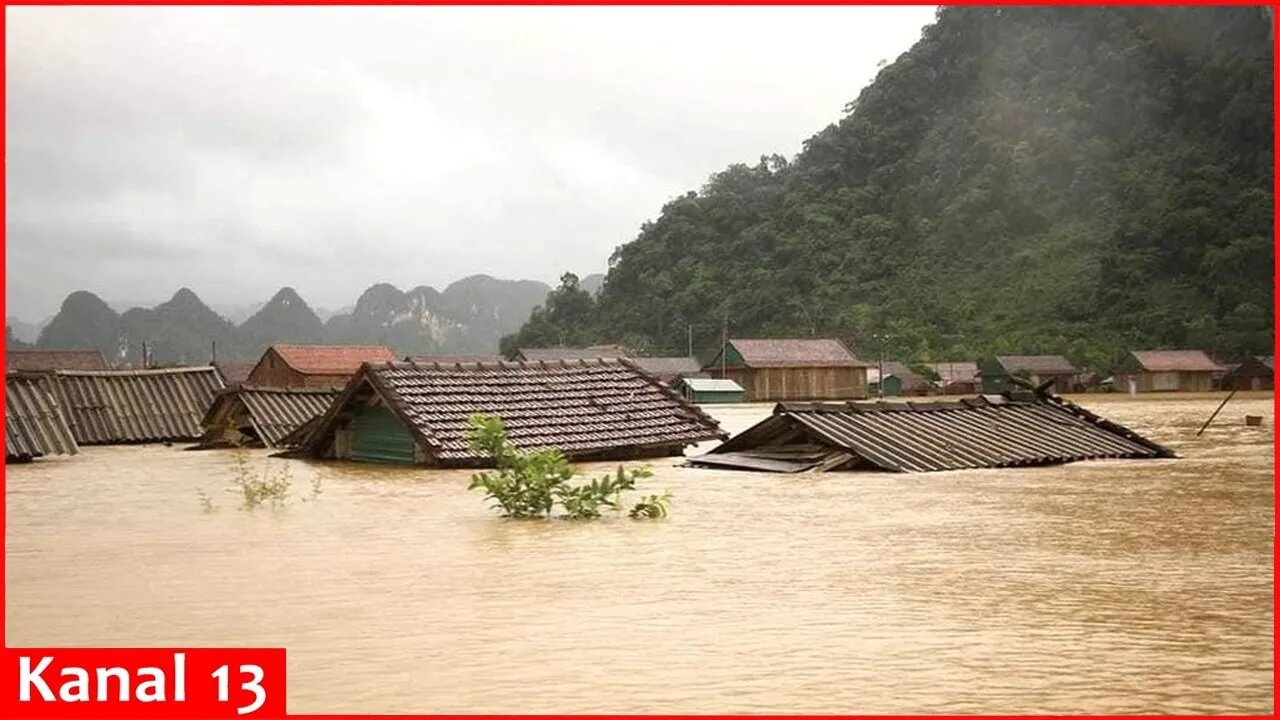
[1219,355,1275,391]
[246,344,396,389]
[701,338,870,402]
[869,361,930,397]
[26,366,225,445]
[211,360,256,388]
[6,349,109,372]
[630,356,703,385]
[927,361,980,395]
[978,355,1079,394]
[297,358,726,467]
[1113,350,1223,393]
[197,386,340,449]
[674,377,746,404]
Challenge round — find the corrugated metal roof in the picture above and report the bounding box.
[693,394,1173,473]
[716,338,868,368]
[6,374,78,461]
[37,366,226,445]
[301,358,727,466]
[1129,350,1222,372]
[7,350,109,372]
[928,361,979,384]
[680,377,744,393]
[200,386,339,448]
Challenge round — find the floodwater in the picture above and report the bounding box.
[6,393,1274,714]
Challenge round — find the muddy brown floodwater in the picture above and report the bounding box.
[6,393,1274,713]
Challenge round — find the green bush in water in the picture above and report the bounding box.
[465,414,667,520]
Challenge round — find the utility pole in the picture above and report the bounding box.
[720,318,727,379]
[687,323,693,358]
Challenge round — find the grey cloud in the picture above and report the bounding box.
[6,5,936,320]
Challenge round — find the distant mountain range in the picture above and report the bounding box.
[11,273,603,365]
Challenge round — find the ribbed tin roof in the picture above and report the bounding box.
[1129,350,1223,372]
[36,366,225,445]
[301,358,726,465]
[6,374,78,461]
[694,394,1173,473]
[201,386,340,448]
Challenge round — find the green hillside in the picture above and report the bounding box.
[507,7,1274,370]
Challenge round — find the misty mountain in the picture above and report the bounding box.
[579,273,605,296]
[29,274,553,364]
[6,316,44,344]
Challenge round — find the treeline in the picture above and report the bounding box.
[504,7,1274,370]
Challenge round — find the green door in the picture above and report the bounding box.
[351,403,417,464]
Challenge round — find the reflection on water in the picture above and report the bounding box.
[6,393,1273,713]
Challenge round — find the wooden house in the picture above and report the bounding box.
[197,386,340,449]
[1113,350,1223,393]
[1219,355,1274,391]
[701,338,870,402]
[978,355,1079,394]
[246,344,396,389]
[296,358,725,467]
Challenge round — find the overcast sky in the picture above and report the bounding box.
[6,5,937,321]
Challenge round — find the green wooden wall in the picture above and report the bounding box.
[351,403,417,464]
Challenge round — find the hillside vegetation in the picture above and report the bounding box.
[506,7,1274,369]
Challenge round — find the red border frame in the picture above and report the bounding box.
[1,2,1276,718]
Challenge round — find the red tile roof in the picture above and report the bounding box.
[269,344,396,376]
[1129,350,1223,373]
[212,361,256,385]
[7,349,109,372]
[721,338,867,368]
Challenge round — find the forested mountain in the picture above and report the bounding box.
[506,6,1274,370]
[26,275,554,364]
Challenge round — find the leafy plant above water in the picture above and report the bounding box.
[465,414,669,521]
[196,448,322,513]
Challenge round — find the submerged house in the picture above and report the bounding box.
[1113,350,1222,393]
[6,349,109,372]
[247,344,397,389]
[197,386,340,449]
[675,377,745,404]
[978,355,1079,394]
[6,374,78,463]
[702,338,870,402]
[631,356,703,385]
[1220,355,1275,391]
[928,361,980,395]
[870,361,930,397]
[297,358,726,466]
[29,366,225,445]
[691,392,1174,474]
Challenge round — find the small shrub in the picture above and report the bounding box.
[465,414,667,520]
[197,449,317,513]
[195,487,217,513]
[629,491,673,519]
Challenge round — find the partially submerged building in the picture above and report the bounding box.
[631,356,703,385]
[30,366,225,445]
[6,374,78,463]
[675,377,745,404]
[197,386,340,449]
[246,344,397,389]
[701,338,870,402]
[297,358,726,466]
[870,361,930,397]
[1113,350,1222,393]
[6,349,109,372]
[928,361,980,395]
[978,355,1079,394]
[1220,355,1275,391]
[691,392,1174,473]
[212,360,256,388]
